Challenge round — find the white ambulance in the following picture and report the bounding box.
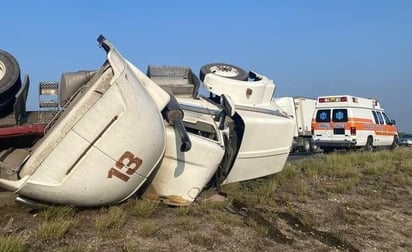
[311,95,398,152]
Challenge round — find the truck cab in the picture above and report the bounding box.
[0,36,295,207]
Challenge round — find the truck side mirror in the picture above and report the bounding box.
[220,94,235,117]
[218,94,236,130]
[391,119,396,125]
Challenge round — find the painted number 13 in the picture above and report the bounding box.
[107,151,143,182]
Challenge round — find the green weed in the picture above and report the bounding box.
[289,178,309,197]
[174,217,198,231]
[0,235,26,252]
[248,219,269,236]
[209,210,244,226]
[363,160,396,175]
[248,177,278,204]
[331,177,361,193]
[297,157,326,178]
[176,206,192,216]
[37,206,77,240]
[95,206,126,237]
[39,205,75,222]
[37,219,75,239]
[274,164,299,185]
[130,199,158,218]
[197,198,227,211]
[137,222,161,237]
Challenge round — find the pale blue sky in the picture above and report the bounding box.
[2,0,412,132]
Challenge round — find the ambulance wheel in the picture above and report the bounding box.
[310,143,318,152]
[364,137,373,151]
[199,63,249,82]
[390,136,399,150]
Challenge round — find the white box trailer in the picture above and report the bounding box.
[275,97,316,152]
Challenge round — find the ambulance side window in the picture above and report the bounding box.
[376,112,384,124]
[316,109,331,122]
[382,112,392,125]
[372,111,379,124]
[332,109,348,122]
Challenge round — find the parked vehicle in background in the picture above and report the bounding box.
[400,134,412,146]
[0,35,295,208]
[312,95,398,153]
[275,97,316,152]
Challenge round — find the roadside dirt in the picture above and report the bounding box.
[0,150,411,251]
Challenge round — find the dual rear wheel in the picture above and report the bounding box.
[0,49,21,117]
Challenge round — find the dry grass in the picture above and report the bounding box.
[1,148,411,251]
[122,240,140,252]
[174,216,198,231]
[36,206,77,240]
[187,231,218,250]
[94,206,126,237]
[137,222,161,237]
[331,176,361,193]
[56,246,85,252]
[130,199,158,218]
[0,235,27,252]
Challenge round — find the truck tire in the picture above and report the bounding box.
[0,96,15,117]
[303,138,311,152]
[199,63,248,82]
[0,49,21,114]
[310,142,318,152]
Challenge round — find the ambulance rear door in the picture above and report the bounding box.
[314,108,350,141]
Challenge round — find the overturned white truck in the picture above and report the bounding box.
[0,35,295,207]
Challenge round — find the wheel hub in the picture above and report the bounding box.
[0,61,6,80]
[210,65,239,78]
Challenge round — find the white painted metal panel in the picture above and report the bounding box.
[143,125,224,205]
[222,109,295,184]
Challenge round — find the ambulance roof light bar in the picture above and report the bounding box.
[318,96,349,103]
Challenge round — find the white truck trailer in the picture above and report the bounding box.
[275,97,316,152]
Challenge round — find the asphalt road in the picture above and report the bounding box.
[287,151,318,162]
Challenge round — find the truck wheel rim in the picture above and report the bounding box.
[0,61,5,80]
[209,65,239,78]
